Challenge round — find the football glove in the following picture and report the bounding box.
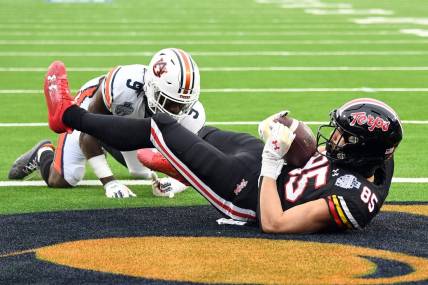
[104,180,137,198]
[152,176,188,198]
[258,110,289,142]
[260,122,296,180]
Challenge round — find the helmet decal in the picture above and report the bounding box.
[349,111,390,132]
[152,58,168,78]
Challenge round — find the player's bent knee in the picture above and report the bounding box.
[187,141,232,178]
[47,171,73,188]
[151,113,177,128]
[47,166,84,188]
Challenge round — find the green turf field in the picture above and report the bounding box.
[0,0,427,215]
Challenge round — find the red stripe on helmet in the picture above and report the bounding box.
[177,49,193,95]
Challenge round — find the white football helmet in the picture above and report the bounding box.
[145,48,200,120]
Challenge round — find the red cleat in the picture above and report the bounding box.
[44,60,75,133]
[137,148,189,185]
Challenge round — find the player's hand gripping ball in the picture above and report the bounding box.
[258,111,317,167]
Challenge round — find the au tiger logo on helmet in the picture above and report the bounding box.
[145,48,200,120]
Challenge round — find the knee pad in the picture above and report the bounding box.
[65,165,85,186]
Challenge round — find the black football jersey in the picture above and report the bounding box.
[275,153,394,230]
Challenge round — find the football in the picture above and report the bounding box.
[274,115,317,167]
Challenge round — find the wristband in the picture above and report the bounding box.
[260,158,285,180]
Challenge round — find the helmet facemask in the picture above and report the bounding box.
[146,80,196,120]
[317,113,356,162]
[317,111,384,177]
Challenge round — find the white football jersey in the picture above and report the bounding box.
[99,64,205,134]
[101,64,147,119]
[179,101,206,134]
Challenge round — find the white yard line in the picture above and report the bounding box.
[305,9,393,15]
[0,178,426,187]
[393,178,428,183]
[202,88,428,93]
[401,29,428,38]
[1,66,428,72]
[0,40,426,45]
[0,51,426,57]
[0,180,151,187]
[0,31,401,36]
[354,17,428,25]
[2,88,428,94]
[0,24,401,30]
[1,121,427,127]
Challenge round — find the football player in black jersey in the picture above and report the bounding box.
[258,99,402,233]
[43,62,403,234]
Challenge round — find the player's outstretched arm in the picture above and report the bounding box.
[80,87,137,198]
[258,120,331,233]
[259,178,331,233]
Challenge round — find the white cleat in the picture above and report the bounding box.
[152,176,188,198]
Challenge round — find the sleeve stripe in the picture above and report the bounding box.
[75,86,98,106]
[332,195,353,229]
[104,66,120,110]
[327,196,344,228]
[338,196,361,229]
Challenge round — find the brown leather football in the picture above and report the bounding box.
[274,115,317,167]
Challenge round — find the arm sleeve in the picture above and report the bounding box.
[325,195,367,231]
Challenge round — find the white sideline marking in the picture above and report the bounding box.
[0,31,401,36]
[354,17,428,25]
[401,29,428,37]
[0,51,426,57]
[306,9,393,15]
[0,178,426,187]
[2,88,428,94]
[0,40,426,45]
[1,120,427,127]
[2,66,428,72]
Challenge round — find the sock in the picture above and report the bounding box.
[39,150,54,184]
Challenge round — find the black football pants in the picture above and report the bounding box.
[63,106,263,221]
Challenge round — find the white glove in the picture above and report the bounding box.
[104,180,137,198]
[152,176,188,198]
[260,122,296,180]
[258,110,289,142]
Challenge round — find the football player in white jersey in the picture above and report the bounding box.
[9,48,206,198]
